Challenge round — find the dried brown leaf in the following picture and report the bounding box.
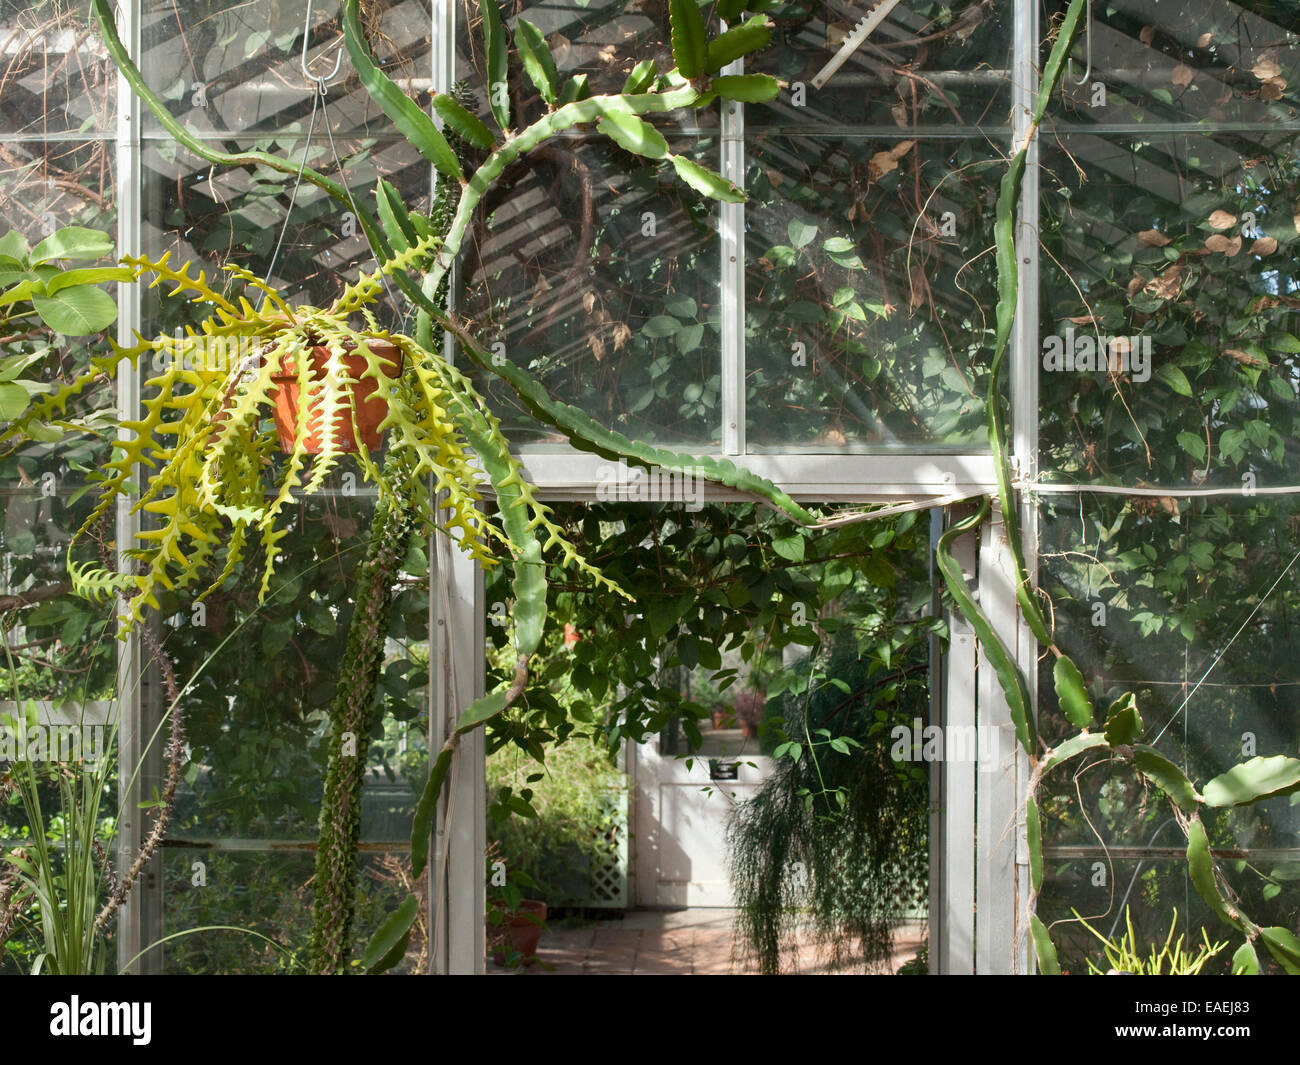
[1250,235,1278,256]
[1137,228,1171,247]
[1172,63,1195,86]
[1207,209,1237,230]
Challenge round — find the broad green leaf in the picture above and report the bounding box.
[668,0,707,78]
[0,381,31,420]
[0,254,28,288]
[671,155,746,203]
[514,18,559,106]
[0,231,29,260]
[30,225,112,263]
[597,112,669,160]
[362,893,418,973]
[32,286,118,335]
[770,533,804,562]
[1052,654,1093,729]
[432,93,496,150]
[411,747,453,877]
[1202,755,1300,808]
[42,266,134,295]
[479,0,510,129]
[1133,745,1201,811]
[1154,362,1194,397]
[823,236,854,253]
[710,73,779,101]
[787,218,817,248]
[1103,691,1142,747]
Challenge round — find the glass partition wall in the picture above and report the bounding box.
[1,0,1296,974]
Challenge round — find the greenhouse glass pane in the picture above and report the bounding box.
[1039,131,1300,489]
[140,0,431,138]
[0,0,117,136]
[1035,494,1300,972]
[745,0,1012,130]
[745,133,999,450]
[459,134,723,447]
[1043,0,1300,130]
[141,133,428,318]
[161,850,423,972]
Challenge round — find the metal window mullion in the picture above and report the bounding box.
[1008,0,1040,975]
[719,53,745,457]
[114,0,151,976]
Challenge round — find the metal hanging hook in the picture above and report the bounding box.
[301,0,344,91]
[1068,0,1092,85]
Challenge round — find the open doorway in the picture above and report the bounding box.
[483,500,939,974]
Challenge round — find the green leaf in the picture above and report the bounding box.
[1202,755,1300,808]
[823,236,854,253]
[31,286,117,335]
[1030,915,1060,974]
[1187,817,1245,930]
[1154,362,1194,397]
[1133,746,1201,811]
[514,18,559,106]
[787,218,817,249]
[705,16,771,72]
[622,59,658,95]
[643,314,680,338]
[1052,655,1093,729]
[558,73,589,105]
[1231,940,1259,975]
[770,533,804,562]
[479,0,510,129]
[0,381,31,420]
[710,74,779,101]
[1260,927,1300,974]
[30,226,112,264]
[432,93,496,150]
[0,231,30,260]
[42,266,134,295]
[1041,732,1108,773]
[669,0,708,78]
[1103,691,1142,747]
[361,893,418,973]
[454,689,512,734]
[671,155,746,203]
[374,179,415,252]
[411,748,453,877]
[342,0,463,180]
[597,112,669,160]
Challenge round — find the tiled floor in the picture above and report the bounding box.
[489,910,926,975]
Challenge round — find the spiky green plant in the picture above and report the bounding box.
[1076,908,1228,976]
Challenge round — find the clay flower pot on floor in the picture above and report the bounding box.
[269,338,402,454]
[490,898,548,966]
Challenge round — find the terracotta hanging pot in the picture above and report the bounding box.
[269,338,402,454]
